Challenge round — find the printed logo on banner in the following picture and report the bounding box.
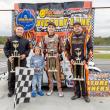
[16,9,35,31]
[88,72,110,96]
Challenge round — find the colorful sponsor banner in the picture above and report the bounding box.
[16,9,35,31]
[65,72,110,97]
[14,1,93,41]
[14,2,110,97]
[88,72,110,96]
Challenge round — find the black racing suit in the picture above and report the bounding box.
[4,35,30,93]
[65,33,93,97]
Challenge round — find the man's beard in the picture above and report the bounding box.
[16,34,23,37]
[74,30,82,35]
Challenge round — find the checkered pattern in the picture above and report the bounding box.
[14,67,34,108]
[90,52,94,62]
[90,9,95,62]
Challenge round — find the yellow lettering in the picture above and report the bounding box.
[54,19,59,27]
[91,81,94,85]
[99,81,104,86]
[63,18,68,26]
[40,19,45,27]
[87,86,90,91]
[91,86,96,91]
[44,19,49,27]
[105,86,109,91]
[76,18,80,22]
[95,86,100,91]
[86,18,90,26]
[59,19,63,27]
[70,18,74,25]
[36,19,41,27]
[94,81,99,86]
[100,86,105,91]
[80,18,86,26]
[104,81,108,86]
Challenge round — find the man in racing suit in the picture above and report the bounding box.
[4,25,30,97]
[42,22,64,97]
[65,22,93,102]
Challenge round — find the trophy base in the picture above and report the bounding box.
[73,78,84,81]
[10,70,15,73]
[48,69,58,72]
[47,56,57,58]
[11,56,20,58]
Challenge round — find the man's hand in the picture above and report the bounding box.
[55,53,59,58]
[70,59,74,65]
[45,53,48,57]
[20,54,26,60]
[89,50,93,58]
[83,60,86,65]
[8,56,14,63]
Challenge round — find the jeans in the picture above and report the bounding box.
[32,73,43,92]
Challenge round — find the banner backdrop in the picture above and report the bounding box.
[88,71,110,96]
[14,1,110,96]
[14,1,93,43]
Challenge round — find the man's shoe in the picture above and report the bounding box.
[37,90,44,96]
[31,91,37,97]
[71,95,80,100]
[58,91,64,97]
[8,91,14,97]
[46,90,53,96]
[83,96,90,103]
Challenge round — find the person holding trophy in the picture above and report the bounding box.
[4,25,30,97]
[42,22,64,97]
[65,22,93,102]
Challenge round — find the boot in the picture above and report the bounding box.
[83,96,90,103]
[71,95,80,100]
[8,90,14,97]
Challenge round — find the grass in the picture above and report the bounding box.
[94,46,110,59]
[0,37,7,44]
[94,54,110,59]
[94,37,110,46]
[95,48,110,51]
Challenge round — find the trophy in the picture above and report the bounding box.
[47,50,58,73]
[47,39,58,73]
[73,48,85,81]
[10,40,20,73]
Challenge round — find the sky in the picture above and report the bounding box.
[0,0,110,37]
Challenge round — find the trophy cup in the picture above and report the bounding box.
[10,40,20,73]
[47,39,58,73]
[73,48,85,81]
[47,39,58,79]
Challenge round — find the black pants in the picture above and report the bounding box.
[8,59,26,92]
[74,65,88,97]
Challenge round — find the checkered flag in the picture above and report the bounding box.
[14,67,34,109]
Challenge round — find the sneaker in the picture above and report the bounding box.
[83,96,90,103]
[58,91,64,97]
[46,90,53,96]
[31,91,37,97]
[37,90,44,96]
[71,95,80,100]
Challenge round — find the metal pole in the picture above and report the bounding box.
[92,7,110,9]
[0,10,14,11]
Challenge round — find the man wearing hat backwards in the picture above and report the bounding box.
[42,22,64,97]
[65,22,93,102]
